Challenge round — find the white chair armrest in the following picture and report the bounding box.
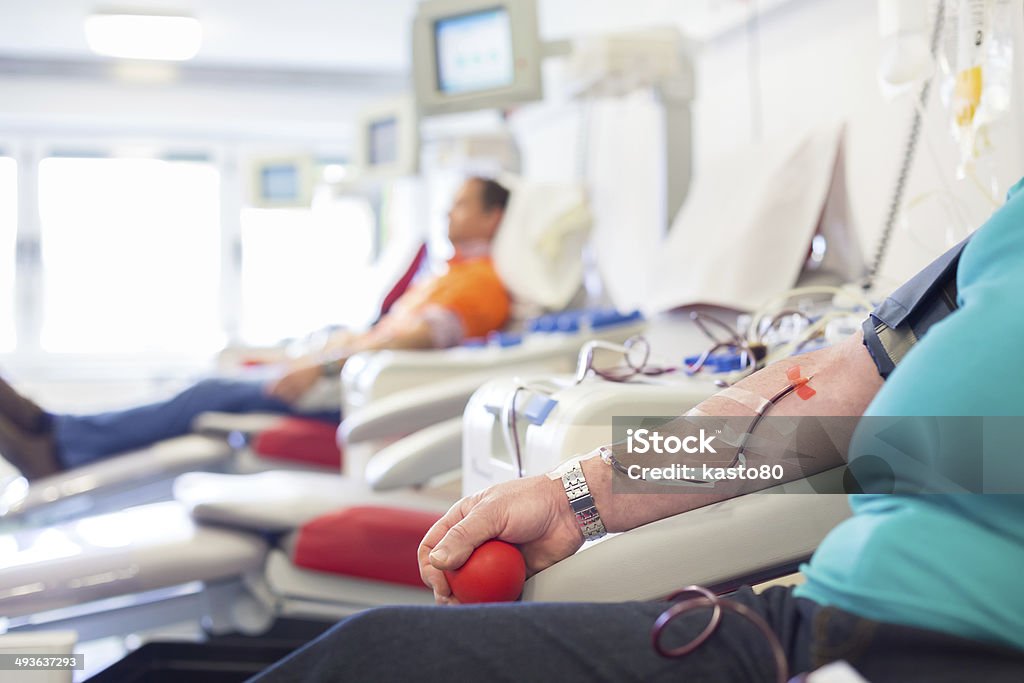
[0,501,267,618]
[175,471,453,533]
[341,374,491,444]
[192,412,285,437]
[365,418,463,491]
[9,435,233,517]
[523,492,850,603]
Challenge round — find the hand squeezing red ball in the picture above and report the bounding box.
[443,540,527,603]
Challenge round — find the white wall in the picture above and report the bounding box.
[0,73,386,149]
[4,0,1023,289]
[692,0,1024,290]
[532,0,1024,291]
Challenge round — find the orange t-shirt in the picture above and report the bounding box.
[390,256,510,339]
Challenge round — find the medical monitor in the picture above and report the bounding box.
[413,0,543,116]
[355,97,420,178]
[369,118,399,165]
[249,155,314,208]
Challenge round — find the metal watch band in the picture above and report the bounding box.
[561,462,607,541]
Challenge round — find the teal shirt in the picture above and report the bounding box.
[795,177,1024,652]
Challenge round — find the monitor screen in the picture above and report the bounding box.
[368,117,399,166]
[434,7,515,95]
[260,164,300,202]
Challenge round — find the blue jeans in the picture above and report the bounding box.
[52,378,341,468]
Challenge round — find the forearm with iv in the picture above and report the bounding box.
[578,332,884,534]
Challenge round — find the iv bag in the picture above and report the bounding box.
[939,0,1014,170]
[981,0,1015,124]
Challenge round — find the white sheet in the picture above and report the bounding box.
[493,176,592,313]
[646,123,845,312]
[587,91,668,311]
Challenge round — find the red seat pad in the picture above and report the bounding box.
[379,243,428,317]
[251,418,342,469]
[292,506,443,587]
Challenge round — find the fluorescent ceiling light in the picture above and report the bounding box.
[85,12,203,61]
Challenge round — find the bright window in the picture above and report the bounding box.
[0,157,14,352]
[37,157,222,354]
[239,196,375,345]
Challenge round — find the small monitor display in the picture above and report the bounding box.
[368,117,399,166]
[434,8,515,95]
[260,164,300,202]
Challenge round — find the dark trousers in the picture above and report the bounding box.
[51,378,340,468]
[249,586,1024,683]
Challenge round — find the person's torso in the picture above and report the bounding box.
[795,175,1024,652]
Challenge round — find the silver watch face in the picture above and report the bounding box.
[561,464,605,540]
[569,496,593,514]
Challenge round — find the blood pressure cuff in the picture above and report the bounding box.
[862,239,968,379]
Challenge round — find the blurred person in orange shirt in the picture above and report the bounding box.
[0,178,511,477]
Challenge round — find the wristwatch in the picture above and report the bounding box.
[561,462,607,541]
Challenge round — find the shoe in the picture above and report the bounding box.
[0,412,61,480]
[0,374,50,434]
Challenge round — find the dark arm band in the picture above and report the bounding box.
[861,239,967,379]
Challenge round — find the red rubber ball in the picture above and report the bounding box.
[444,540,526,603]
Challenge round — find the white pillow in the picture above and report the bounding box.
[492,175,592,312]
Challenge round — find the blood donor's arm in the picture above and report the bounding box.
[586,330,883,533]
[421,332,883,602]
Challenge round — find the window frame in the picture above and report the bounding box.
[0,133,355,378]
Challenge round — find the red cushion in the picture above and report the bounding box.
[251,418,342,469]
[379,243,428,317]
[292,506,443,587]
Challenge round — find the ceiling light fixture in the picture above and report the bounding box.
[85,11,203,61]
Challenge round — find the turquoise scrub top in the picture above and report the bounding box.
[795,177,1024,652]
